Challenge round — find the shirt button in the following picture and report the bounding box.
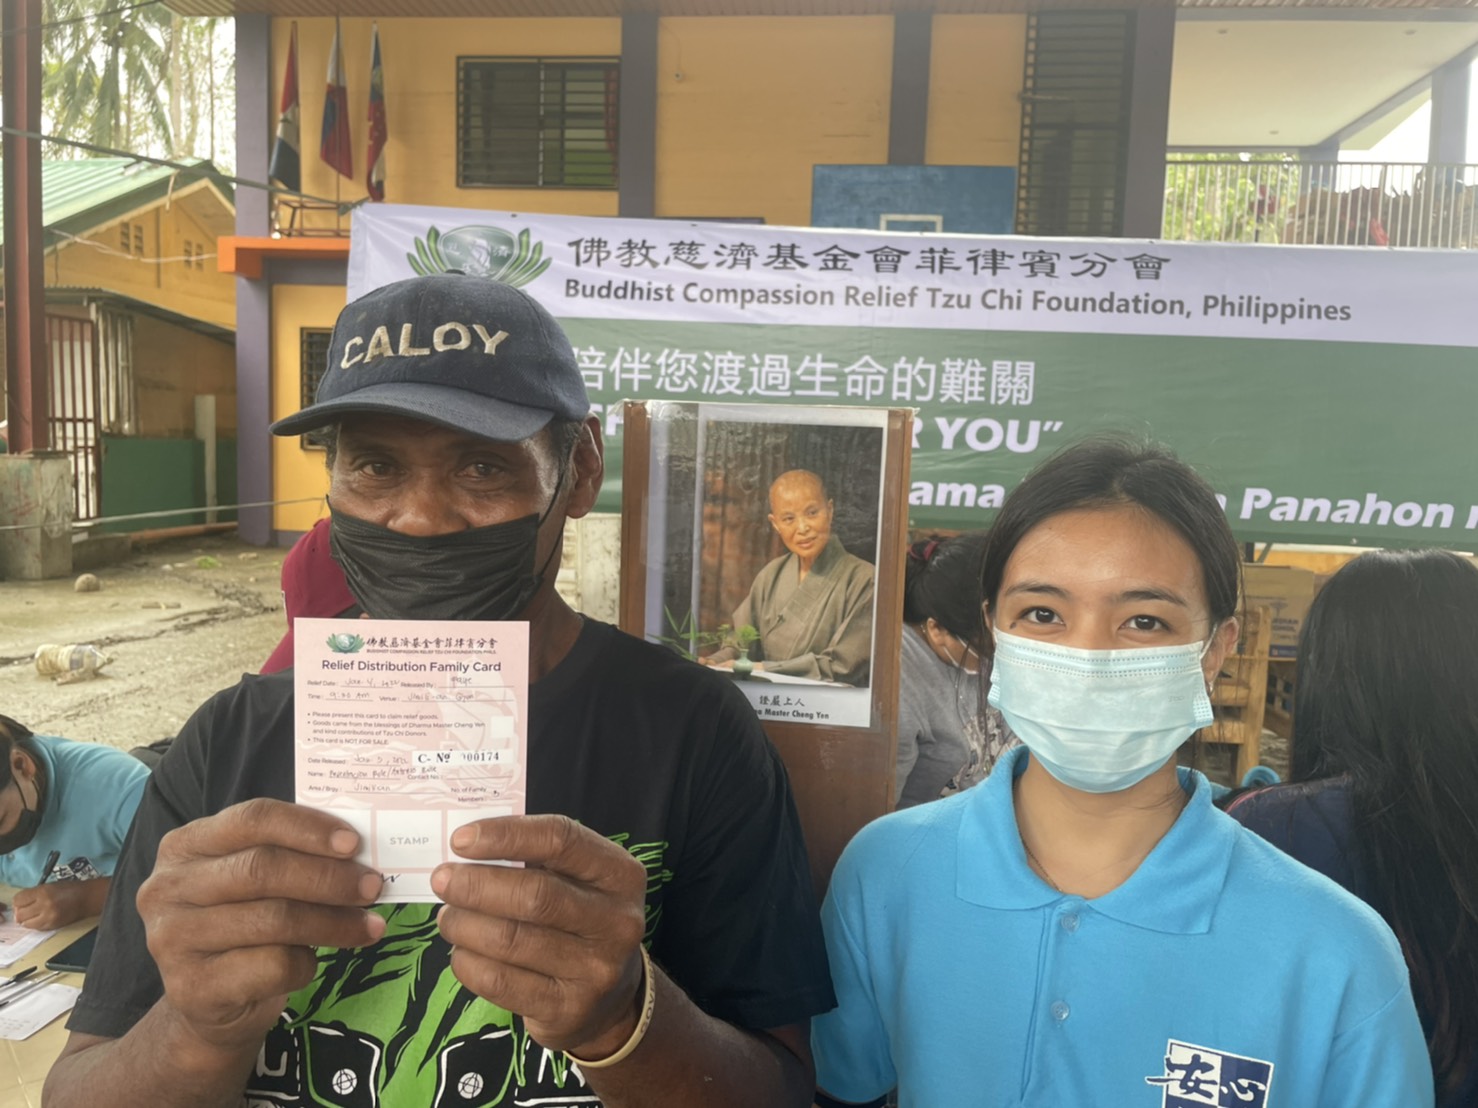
[1051,1001,1070,1022]
[1060,912,1080,933]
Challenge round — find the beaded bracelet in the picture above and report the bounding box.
[568,946,656,1071]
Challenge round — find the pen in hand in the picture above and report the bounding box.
[38,850,60,885]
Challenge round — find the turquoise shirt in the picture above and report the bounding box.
[0,736,150,887]
[813,746,1434,1108]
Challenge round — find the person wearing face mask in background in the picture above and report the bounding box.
[812,437,1432,1108]
[894,533,1016,808]
[49,275,834,1108]
[0,713,150,930]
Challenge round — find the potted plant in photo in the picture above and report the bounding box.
[726,624,761,678]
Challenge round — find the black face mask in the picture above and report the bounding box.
[0,777,44,854]
[327,469,566,623]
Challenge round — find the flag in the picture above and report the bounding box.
[366,24,387,201]
[268,23,301,192]
[320,20,353,179]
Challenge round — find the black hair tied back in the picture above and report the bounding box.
[903,532,991,648]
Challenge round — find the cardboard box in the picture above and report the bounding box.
[1242,564,1316,658]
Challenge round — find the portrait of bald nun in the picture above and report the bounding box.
[707,469,874,686]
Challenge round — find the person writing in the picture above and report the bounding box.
[707,469,873,686]
[46,274,834,1108]
[812,437,1432,1107]
[1227,549,1478,1107]
[0,713,150,930]
[895,534,1016,807]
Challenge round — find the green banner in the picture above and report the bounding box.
[566,319,1478,546]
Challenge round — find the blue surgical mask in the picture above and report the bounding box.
[987,629,1216,794]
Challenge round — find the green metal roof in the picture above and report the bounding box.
[0,157,235,248]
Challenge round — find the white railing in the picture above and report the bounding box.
[1163,159,1478,249]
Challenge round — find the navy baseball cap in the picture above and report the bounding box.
[271,274,589,442]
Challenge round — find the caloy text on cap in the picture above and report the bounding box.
[271,273,589,444]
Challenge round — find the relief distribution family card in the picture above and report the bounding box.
[294,618,529,902]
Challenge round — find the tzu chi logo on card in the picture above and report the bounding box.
[1145,1040,1274,1107]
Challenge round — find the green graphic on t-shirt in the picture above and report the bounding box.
[245,837,671,1108]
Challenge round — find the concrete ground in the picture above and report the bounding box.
[0,534,289,752]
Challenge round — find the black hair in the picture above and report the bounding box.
[0,713,35,791]
[980,436,1241,628]
[1291,548,1478,1092]
[904,532,990,648]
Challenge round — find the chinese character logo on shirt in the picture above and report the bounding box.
[1145,1040,1274,1108]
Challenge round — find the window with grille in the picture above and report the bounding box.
[457,57,620,189]
[299,328,334,450]
[1015,12,1135,237]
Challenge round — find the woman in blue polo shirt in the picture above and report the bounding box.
[812,437,1432,1108]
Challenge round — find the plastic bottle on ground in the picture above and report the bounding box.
[33,643,113,684]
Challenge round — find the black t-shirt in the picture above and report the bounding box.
[72,620,835,1106]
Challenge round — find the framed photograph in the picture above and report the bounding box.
[621,400,913,889]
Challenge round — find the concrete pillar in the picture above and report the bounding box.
[618,14,657,219]
[236,15,271,236]
[1300,139,1340,194]
[575,514,622,624]
[1120,9,1175,238]
[1429,59,1470,165]
[236,14,273,545]
[195,394,218,525]
[0,453,73,579]
[888,13,932,166]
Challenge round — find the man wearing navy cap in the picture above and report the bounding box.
[48,275,835,1107]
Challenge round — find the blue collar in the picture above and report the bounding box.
[955,746,1238,935]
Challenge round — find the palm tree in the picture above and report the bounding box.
[42,0,174,155]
